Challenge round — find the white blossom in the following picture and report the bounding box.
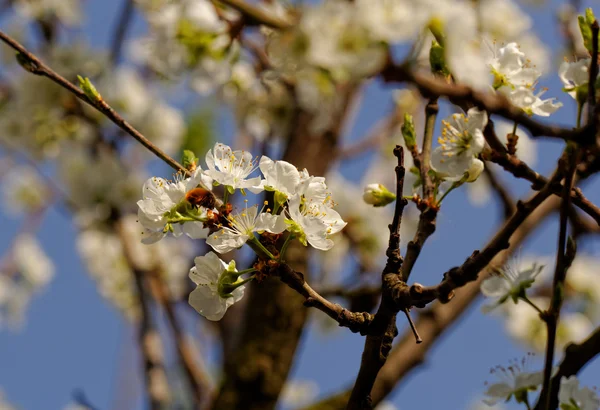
[300,0,386,81]
[487,42,540,90]
[431,108,487,181]
[479,0,531,40]
[374,401,399,410]
[206,203,286,254]
[503,86,562,117]
[286,191,346,251]
[356,0,426,44]
[250,156,300,201]
[2,165,50,215]
[565,255,600,321]
[559,59,593,100]
[188,252,245,321]
[481,261,543,312]
[483,357,544,405]
[137,169,213,244]
[559,376,600,410]
[14,0,81,26]
[13,235,55,288]
[204,143,262,191]
[281,379,319,408]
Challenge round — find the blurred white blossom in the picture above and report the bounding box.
[14,0,81,26]
[559,376,600,410]
[2,165,50,215]
[280,379,319,408]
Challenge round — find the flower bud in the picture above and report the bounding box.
[401,114,417,150]
[362,183,396,207]
[465,158,484,182]
[77,75,102,103]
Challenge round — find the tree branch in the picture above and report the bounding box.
[0,30,189,176]
[535,326,600,410]
[303,189,560,410]
[347,146,408,410]
[381,63,592,144]
[391,175,558,310]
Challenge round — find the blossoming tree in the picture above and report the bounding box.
[1,0,600,410]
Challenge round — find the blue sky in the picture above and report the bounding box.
[1,1,600,409]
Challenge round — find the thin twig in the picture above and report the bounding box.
[391,175,558,309]
[0,30,189,176]
[421,98,438,199]
[277,263,374,334]
[484,124,600,225]
[347,146,408,410]
[303,188,559,410]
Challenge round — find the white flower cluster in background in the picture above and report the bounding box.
[487,42,561,116]
[101,67,186,155]
[1,165,51,215]
[77,215,193,319]
[131,0,234,93]
[58,145,145,226]
[0,235,54,329]
[0,44,104,159]
[138,142,347,320]
[13,0,81,26]
[481,255,600,354]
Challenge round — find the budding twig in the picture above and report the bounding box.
[0,30,189,176]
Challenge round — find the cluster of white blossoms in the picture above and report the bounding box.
[487,42,562,117]
[13,0,81,27]
[132,0,235,93]
[1,165,51,216]
[480,255,600,354]
[483,357,600,410]
[100,67,186,156]
[482,356,600,409]
[77,215,193,319]
[137,142,347,320]
[0,235,55,329]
